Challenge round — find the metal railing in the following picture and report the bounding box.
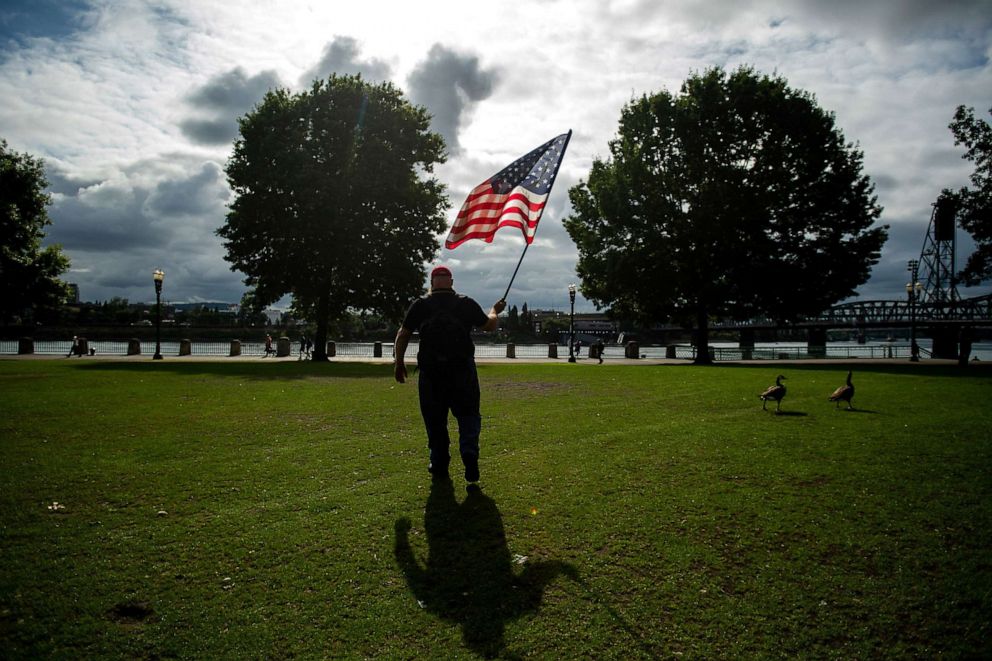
[334,342,379,357]
[188,342,229,356]
[0,339,920,360]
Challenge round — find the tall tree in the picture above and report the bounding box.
[219,75,448,359]
[949,105,992,285]
[507,304,520,330]
[565,67,887,363]
[0,139,71,324]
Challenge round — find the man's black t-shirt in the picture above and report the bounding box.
[402,291,488,366]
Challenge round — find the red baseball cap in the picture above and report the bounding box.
[430,265,452,278]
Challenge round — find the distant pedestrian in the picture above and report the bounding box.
[575,339,582,357]
[595,339,605,364]
[299,334,307,360]
[66,336,80,358]
[305,336,313,359]
[264,333,275,357]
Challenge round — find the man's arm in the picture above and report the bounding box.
[480,299,507,332]
[394,327,412,383]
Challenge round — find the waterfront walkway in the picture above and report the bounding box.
[3,352,978,367]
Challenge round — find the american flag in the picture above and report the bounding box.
[445,131,571,250]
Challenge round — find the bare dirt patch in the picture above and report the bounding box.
[487,380,572,396]
[108,601,154,625]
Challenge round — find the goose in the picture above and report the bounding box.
[829,370,855,410]
[759,375,787,412]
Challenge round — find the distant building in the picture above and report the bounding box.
[172,302,238,312]
[528,309,620,341]
[528,308,565,334]
[66,283,80,304]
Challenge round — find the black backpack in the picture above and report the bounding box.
[417,294,474,369]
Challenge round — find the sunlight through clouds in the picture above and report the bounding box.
[0,0,989,308]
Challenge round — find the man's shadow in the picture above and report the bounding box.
[395,480,577,658]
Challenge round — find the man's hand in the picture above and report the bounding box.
[482,298,508,332]
[393,327,411,383]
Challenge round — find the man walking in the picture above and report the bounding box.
[394,266,505,484]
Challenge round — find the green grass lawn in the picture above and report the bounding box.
[1,358,990,659]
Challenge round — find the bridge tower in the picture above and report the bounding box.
[917,193,960,312]
[917,193,962,358]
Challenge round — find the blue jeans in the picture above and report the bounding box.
[417,363,482,468]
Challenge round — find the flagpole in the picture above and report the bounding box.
[499,129,572,302]
[501,242,530,302]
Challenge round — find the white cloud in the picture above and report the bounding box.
[0,0,989,311]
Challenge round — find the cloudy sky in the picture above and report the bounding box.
[2,0,990,313]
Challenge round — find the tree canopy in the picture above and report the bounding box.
[565,67,887,362]
[219,75,449,359]
[0,139,71,325]
[949,105,992,285]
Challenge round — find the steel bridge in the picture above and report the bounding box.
[806,293,992,327]
[810,193,990,329]
[708,196,990,359]
[711,293,992,330]
[724,194,986,326]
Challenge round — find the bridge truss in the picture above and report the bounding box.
[805,294,992,327]
[918,194,961,309]
[683,194,990,332]
[805,192,990,328]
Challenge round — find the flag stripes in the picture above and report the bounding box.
[445,186,547,248]
[445,132,570,250]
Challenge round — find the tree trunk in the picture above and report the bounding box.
[312,291,330,361]
[694,305,712,365]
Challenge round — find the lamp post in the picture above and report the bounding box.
[153,269,164,360]
[906,260,922,362]
[567,284,576,363]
